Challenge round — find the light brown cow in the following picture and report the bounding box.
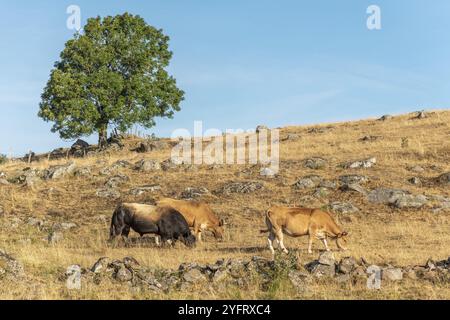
[157,198,224,241]
[260,206,348,255]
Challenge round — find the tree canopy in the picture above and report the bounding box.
[39,13,184,147]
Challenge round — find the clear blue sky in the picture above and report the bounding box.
[1,1,449,156]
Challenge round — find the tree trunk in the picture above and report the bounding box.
[98,124,108,149]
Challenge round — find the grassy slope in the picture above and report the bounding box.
[0,110,449,299]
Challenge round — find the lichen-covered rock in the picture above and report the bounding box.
[129,185,161,196]
[105,174,130,188]
[134,159,161,172]
[0,249,25,279]
[304,158,327,170]
[219,181,263,194]
[329,202,359,214]
[437,172,450,185]
[43,162,76,180]
[382,267,403,281]
[180,187,209,199]
[293,175,323,189]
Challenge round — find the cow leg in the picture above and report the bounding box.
[268,232,276,255]
[276,230,288,254]
[193,222,202,242]
[321,238,330,252]
[308,235,314,254]
[155,235,161,247]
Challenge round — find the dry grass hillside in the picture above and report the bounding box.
[0,110,449,300]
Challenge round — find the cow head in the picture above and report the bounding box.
[336,231,349,250]
[183,234,197,248]
[211,219,225,240]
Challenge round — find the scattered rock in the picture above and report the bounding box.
[219,181,263,194]
[53,222,77,231]
[408,177,422,185]
[338,257,357,274]
[133,140,168,153]
[183,268,208,283]
[368,188,428,209]
[48,231,64,244]
[288,270,311,292]
[436,172,450,185]
[135,159,161,172]
[105,174,130,188]
[414,110,427,119]
[0,249,25,279]
[161,159,180,171]
[382,267,403,281]
[342,157,376,169]
[306,261,336,278]
[27,217,44,229]
[368,188,408,204]
[293,175,323,189]
[304,158,327,170]
[329,202,359,214]
[74,167,92,177]
[99,167,115,176]
[111,160,132,170]
[180,187,209,199]
[66,265,82,290]
[339,175,368,185]
[91,257,111,274]
[313,187,330,198]
[308,127,332,134]
[96,188,121,199]
[340,183,367,195]
[360,135,381,142]
[115,266,133,282]
[282,134,299,141]
[409,165,425,173]
[394,195,427,209]
[129,185,161,196]
[260,167,277,178]
[318,251,335,266]
[43,162,76,180]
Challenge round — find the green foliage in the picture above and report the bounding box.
[39,13,184,146]
[0,154,8,165]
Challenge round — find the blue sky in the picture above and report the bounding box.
[0,1,449,156]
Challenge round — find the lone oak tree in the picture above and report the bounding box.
[39,13,184,148]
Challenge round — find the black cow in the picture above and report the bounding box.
[110,203,196,247]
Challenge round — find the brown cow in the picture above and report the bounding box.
[156,198,224,241]
[260,206,348,255]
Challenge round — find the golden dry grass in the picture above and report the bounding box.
[0,110,449,300]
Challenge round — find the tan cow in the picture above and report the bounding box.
[260,206,348,255]
[157,198,224,241]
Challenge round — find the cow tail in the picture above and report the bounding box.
[110,204,123,238]
[260,209,272,233]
